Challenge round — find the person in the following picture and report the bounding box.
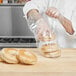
[23,0,76,48]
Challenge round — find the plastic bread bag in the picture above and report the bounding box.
[27,16,61,57]
[39,31,61,58]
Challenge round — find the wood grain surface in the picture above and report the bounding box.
[0,48,76,76]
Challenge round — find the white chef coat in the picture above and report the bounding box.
[23,0,76,48]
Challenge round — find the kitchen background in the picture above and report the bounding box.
[0,0,33,36]
[0,0,36,48]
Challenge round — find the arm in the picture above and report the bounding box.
[58,14,74,35]
[46,7,74,35]
[23,0,55,41]
[27,9,52,41]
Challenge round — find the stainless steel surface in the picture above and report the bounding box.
[0,43,37,48]
[0,6,12,36]
[0,6,36,47]
[11,6,33,36]
[0,3,24,6]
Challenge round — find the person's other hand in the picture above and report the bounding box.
[46,7,61,19]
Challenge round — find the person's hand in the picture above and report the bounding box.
[46,7,61,19]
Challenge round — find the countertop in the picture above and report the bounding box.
[0,48,76,76]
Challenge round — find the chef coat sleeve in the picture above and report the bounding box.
[23,0,48,19]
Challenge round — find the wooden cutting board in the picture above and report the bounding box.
[0,48,76,76]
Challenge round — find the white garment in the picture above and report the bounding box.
[23,0,76,48]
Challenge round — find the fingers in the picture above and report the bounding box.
[46,7,60,18]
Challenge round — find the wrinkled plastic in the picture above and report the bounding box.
[27,17,61,58]
[39,31,61,58]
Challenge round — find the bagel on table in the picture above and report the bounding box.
[42,49,61,58]
[0,51,3,62]
[41,43,59,53]
[17,49,37,65]
[0,48,19,64]
[0,48,37,65]
[40,43,61,58]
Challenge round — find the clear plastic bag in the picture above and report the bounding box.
[27,17,61,58]
[39,31,61,58]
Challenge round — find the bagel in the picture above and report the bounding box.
[42,49,61,58]
[0,51,3,62]
[17,49,37,65]
[41,43,59,53]
[0,48,19,64]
